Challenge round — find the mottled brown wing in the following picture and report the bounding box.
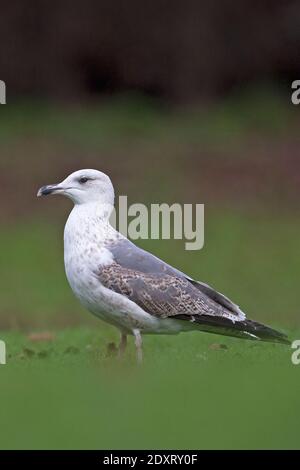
[104,238,245,319]
[96,240,289,343]
[97,262,233,320]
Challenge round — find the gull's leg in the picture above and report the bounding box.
[133,329,143,364]
[118,332,127,358]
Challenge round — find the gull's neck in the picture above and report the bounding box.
[65,200,119,245]
[71,201,113,221]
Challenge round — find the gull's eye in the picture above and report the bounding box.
[78,177,89,184]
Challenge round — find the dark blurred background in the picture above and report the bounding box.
[0,1,299,329]
[1,1,300,101]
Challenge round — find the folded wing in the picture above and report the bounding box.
[97,238,289,344]
[98,238,244,322]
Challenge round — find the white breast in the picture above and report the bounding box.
[63,204,183,334]
[64,205,114,305]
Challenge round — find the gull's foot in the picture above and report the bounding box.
[133,329,143,364]
[118,333,127,359]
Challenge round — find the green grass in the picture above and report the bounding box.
[0,327,298,449]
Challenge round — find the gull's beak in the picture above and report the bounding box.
[37,184,65,197]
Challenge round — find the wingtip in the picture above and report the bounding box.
[276,335,291,346]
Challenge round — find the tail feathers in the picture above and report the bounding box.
[240,319,290,345]
[174,314,290,345]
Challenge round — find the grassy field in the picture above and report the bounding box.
[0,326,298,450]
[0,91,299,449]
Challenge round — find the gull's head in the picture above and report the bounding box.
[37,169,115,206]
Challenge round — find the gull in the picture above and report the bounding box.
[37,169,289,362]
